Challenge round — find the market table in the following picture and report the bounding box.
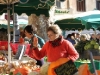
[75,60,100,73]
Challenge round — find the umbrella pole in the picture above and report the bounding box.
[12,4,15,43]
[7,5,11,63]
[93,28,97,40]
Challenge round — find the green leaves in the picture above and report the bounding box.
[9,72,13,75]
[16,72,22,75]
[9,72,22,75]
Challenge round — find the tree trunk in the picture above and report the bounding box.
[28,14,49,41]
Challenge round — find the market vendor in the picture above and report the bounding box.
[29,24,79,62]
[24,25,45,66]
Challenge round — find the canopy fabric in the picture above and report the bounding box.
[0,24,26,29]
[0,24,13,29]
[55,18,100,30]
[86,21,100,29]
[55,10,100,30]
[75,10,100,29]
[0,0,55,16]
[57,24,85,30]
[55,19,85,30]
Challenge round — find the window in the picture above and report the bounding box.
[56,0,61,8]
[96,0,100,10]
[56,0,66,9]
[77,0,86,12]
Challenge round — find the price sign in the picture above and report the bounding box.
[54,60,78,75]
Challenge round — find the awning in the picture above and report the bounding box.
[75,10,100,29]
[0,0,55,16]
[0,24,13,29]
[55,19,85,30]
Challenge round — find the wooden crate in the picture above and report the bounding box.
[93,56,100,60]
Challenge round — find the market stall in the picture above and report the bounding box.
[0,0,55,64]
[54,10,100,75]
[75,59,100,73]
[75,10,100,30]
[0,0,56,75]
[0,0,100,75]
[0,0,54,17]
[54,18,85,30]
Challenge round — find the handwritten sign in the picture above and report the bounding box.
[54,60,78,75]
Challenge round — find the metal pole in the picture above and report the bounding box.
[7,5,11,63]
[12,4,15,43]
[89,51,98,75]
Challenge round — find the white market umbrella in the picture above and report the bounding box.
[10,19,28,25]
[0,19,7,24]
[12,19,28,25]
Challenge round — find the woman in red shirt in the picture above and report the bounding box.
[28,25,79,62]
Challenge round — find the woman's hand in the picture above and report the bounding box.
[33,37,38,47]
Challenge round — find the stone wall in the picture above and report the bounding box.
[85,0,96,11]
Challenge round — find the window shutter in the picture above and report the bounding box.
[77,0,86,11]
[96,1,100,10]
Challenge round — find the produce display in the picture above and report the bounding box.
[84,40,100,50]
[0,60,40,75]
[75,40,100,59]
[0,53,6,61]
[75,40,89,53]
[0,40,99,75]
[75,40,89,59]
[76,59,91,63]
[0,57,100,75]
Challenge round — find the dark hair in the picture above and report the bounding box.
[66,34,71,39]
[71,33,76,37]
[24,25,34,34]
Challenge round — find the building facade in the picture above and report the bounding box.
[56,0,97,14]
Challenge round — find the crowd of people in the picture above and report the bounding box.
[65,33,100,46]
[18,24,100,67]
[65,32,100,46]
[65,32,100,59]
[19,24,79,66]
